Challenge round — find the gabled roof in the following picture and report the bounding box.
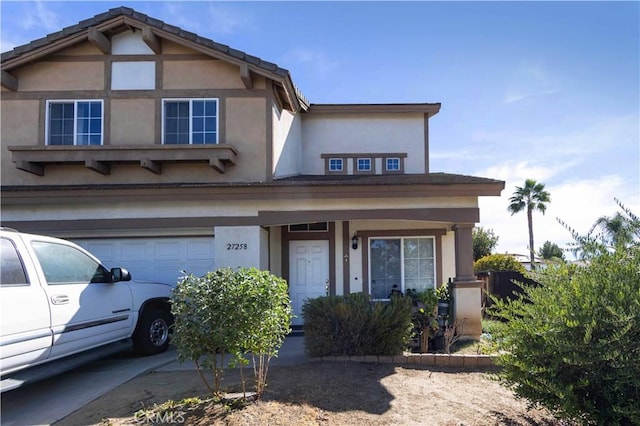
[0,6,308,111]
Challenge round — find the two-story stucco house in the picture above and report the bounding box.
[1,7,504,336]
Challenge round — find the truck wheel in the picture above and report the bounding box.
[133,308,171,356]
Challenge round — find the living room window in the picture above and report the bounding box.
[163,99,218,144]
[369,237,435,300]
[46,100,103,146]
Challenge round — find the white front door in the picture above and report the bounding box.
[289,240,329,326]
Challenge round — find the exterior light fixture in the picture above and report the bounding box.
[351,234,358,250]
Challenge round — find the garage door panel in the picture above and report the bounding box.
[82,242,119,263]
[154,241,185,261]
[122,242,150,261]
[74,237,215,286]
[188,241,215,259]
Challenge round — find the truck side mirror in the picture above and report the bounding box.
[110,267,131,282]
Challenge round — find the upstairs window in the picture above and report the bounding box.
[357,158,372,172]
[328,158,343,172]
[46,100,103,146]
[163,99,218,144]
[386,157,401,171]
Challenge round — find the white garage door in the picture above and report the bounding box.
[74,237,215,286]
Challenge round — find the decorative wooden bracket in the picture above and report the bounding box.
[88,27,111,54]
[1,70,18,91]
[240,64,253,90]
[142,27,161,54]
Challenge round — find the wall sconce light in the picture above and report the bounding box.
[351,234,359,250]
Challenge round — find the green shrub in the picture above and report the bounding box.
[490,247,640,425]
[474,253,526,273]
[302,293,413,357]
[171,267,292,397]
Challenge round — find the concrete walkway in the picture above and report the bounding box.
[0,336,307,426]
[156,335,307,372]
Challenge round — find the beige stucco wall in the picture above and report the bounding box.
[1,33,273,185]
[272,105,302,178]
[110,99,156,145]
[14,61,104,91]
[269,226,282,277]
[163,60,245,90]
[1,196,479,225]
[57,43,103,56]
[225,97,268,181]
[334,221,345,296]
[301,113,425,174]
[1,100,40,184]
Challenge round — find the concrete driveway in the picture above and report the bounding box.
[0,336,306,425]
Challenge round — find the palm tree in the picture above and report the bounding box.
[591,212,636,248]
[507,179,551,269]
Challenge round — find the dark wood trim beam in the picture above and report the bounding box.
[321,152,408,159]
[258,208,479,226]
[142,26,161,54]
[87,27,111,54]
[8,144,238,176]
[209,158,225,173]
[85,159,110,175]
[15,160,43,176]
[240,64,253,89]
[343,221,351,295]
[309,103,441,116]
[140,159,161,174]
[1,70,18,91]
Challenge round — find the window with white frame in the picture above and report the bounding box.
[163,99,218,144]
[46,100,103,146]
[386,157,401,171]
[369,237,435,299]
[357,158,372,172]
[328,158,343,172]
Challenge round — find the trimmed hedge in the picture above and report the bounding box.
[302,293,413,357]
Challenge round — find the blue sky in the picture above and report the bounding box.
[2,1,639,258]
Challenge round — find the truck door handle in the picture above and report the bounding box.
[51,295,70,305]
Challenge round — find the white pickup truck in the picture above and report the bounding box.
[0,228,173,391]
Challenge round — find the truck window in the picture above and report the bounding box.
[1,238,29,286]
[31,241,109,284]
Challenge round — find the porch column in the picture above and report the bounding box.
[452,224,483,338]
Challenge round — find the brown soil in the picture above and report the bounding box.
[56,362,564,426]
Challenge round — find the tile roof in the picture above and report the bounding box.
[274,173,505,186]
[1,6,309,110]
[1,173,504,193]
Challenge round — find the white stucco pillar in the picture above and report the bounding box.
[214,226,269,270]
[452,224,483,338]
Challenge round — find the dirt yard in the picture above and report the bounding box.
[56,361,564,425]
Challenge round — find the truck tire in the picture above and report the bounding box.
[133,308,171,356]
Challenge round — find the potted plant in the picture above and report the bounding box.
[436,282,451,318]
[407,288,439,352]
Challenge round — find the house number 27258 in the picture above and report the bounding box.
[226,243,248,250]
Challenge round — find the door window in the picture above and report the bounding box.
[31,241,109,284]
[1,238,28,286]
